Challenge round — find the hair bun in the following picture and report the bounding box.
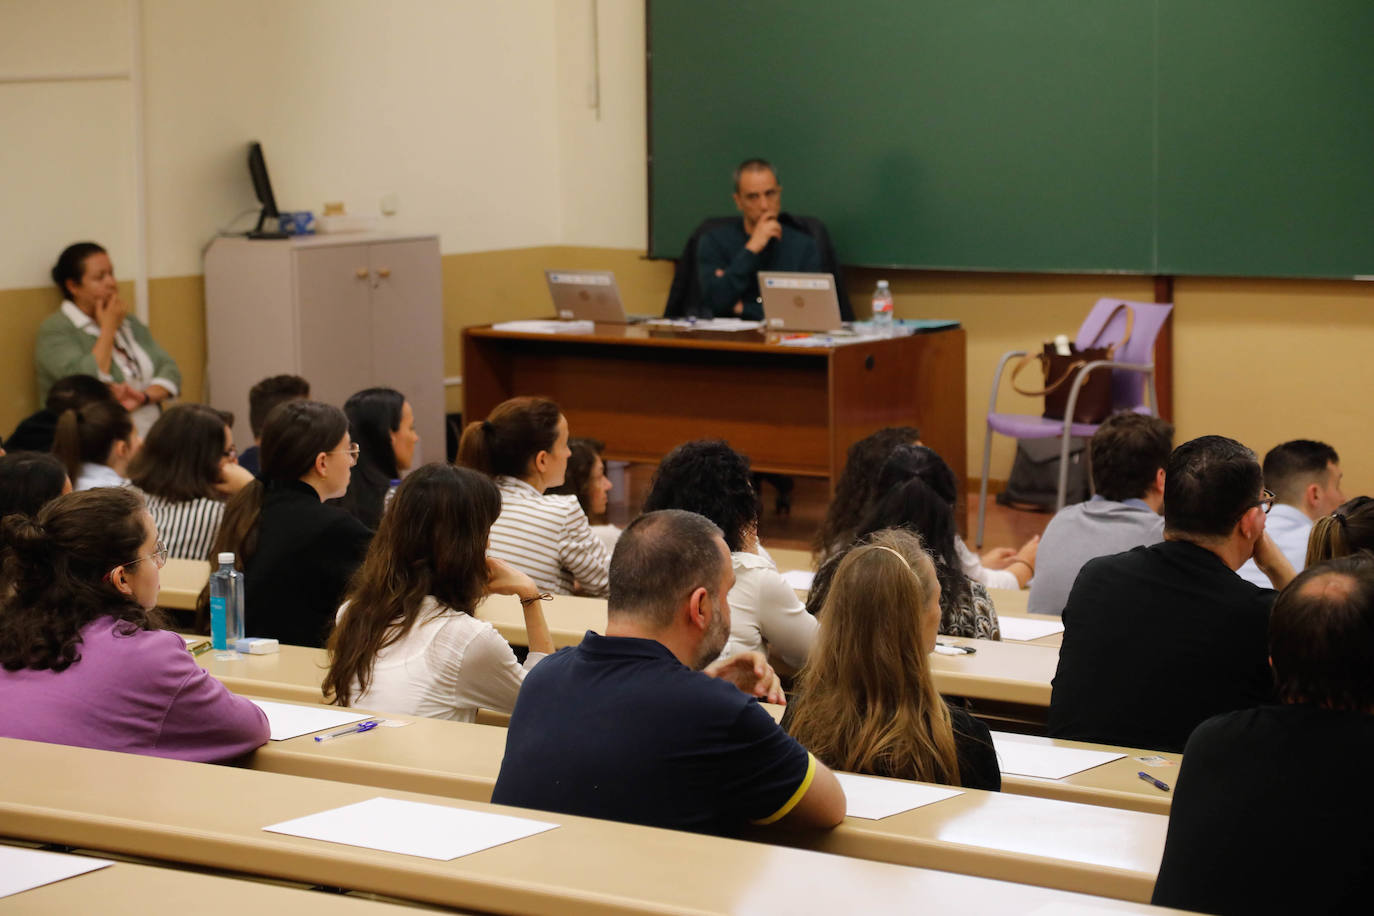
[0,513,53,560]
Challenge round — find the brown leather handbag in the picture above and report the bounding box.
[1011,304,1133,424]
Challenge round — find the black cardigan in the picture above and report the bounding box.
[244,480,372,648]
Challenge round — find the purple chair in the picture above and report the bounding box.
[976,298,1173,547]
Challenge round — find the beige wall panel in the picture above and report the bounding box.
[0,0,130,76]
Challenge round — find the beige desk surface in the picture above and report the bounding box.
[997,733,1179,816]
[0,855,433,915]
[2,739,1183,916]
[195,641,329,704]
[158,558,210,611]
[988,588,1065,648]
[243,697,1165,902]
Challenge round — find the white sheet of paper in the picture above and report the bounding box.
[996,616,1065,641]
[263,797,559,860]
[491,319,594,335]
[834,772,963,820]
[0,847,113,900]
[780,569,814,591]
[248,699,373,741]
[992,732,1125,779]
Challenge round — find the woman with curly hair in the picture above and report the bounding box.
[812,425,921,563]
[642,439,817,668]
[808,445,1001,640]
[0,487,268,761]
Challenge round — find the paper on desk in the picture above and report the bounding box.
[491,319,595,334]
[248,699,373,741]
[834,772,962,820]
[996,616,1065,642]
[0,846,112,900]
[992,732,1125,780]
[780,569,814,591]
[264,797,558,860]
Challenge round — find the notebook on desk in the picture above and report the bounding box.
[544,270,654,324]
[758,271,844,332]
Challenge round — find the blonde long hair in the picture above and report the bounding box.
[787,528,960,785]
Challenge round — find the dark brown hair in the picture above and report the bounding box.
[456,396,562,479]
[0,488,159,672]
[51,399,135,482]
[546,437,606,517]
[325,464,501,705]
[209,400,348,572]
[608,510,726,631]
[0,453,68,520]
[813,426,921,560]
[1270,554,1374,711]
[641,440,758,552]
[51,242,106,299]
[248,374,311,438]
[1089,412,1174,501]
[129,404,234,502]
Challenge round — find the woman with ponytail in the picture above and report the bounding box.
[52,398,139,490]
[457,396,610,596]
[0,487,268,761]
[784,529,1000,790]
[207,400,371,647]
[1305,495,1374,567]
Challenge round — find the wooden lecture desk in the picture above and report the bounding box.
[157,558,209,612]
[0,850,439,915]
[462,322,967,489]
[3,740,1184,915]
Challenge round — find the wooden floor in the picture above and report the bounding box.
[605,463,1051,558]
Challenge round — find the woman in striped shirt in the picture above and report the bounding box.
[129,405,254,560]
[457,397,610,597]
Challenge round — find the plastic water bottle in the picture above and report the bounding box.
[209,552,245,650]
[871,280,895,337]
[384,479,401,513]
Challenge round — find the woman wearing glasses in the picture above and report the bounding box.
[208,401,371,648]
[0,487,269,761]
[129,405,255,560]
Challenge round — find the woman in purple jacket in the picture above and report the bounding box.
[0,487,268,762]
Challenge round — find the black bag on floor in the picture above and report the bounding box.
[996,437,1090,510]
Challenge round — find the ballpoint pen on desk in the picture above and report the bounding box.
[315,720,380,742]
[1138,771,1171,792]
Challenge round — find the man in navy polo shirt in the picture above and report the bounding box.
[492,509,846,836]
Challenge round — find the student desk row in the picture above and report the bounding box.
[241,693,1173,902]
[2,739,1183,915]
[0,847,434,915]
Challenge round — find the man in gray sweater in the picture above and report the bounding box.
[1028,413,1173,615]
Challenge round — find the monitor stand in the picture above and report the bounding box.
[247,208,288,240]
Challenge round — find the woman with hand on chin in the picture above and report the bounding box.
[37,243,181,436]
[207,401,371,648]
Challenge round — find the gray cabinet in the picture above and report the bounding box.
[204,233,444,464]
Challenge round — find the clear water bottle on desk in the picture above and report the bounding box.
[209,552,245,651]
[871,280,895,337]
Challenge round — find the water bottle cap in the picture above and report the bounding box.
[877,280,890,288]
[218,552,236,565]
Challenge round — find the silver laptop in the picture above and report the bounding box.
[758,271,843,332]
[545,270,642,323]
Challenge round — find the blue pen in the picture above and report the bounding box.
[315,720,379,742]
[1137,771,1170,792]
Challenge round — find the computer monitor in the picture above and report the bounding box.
[247,141,286,239]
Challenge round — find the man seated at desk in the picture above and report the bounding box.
[698,158,823,319]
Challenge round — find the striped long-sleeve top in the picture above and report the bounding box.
[487,476,610,597]
[142,493,226,561]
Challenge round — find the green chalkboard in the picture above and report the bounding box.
[648,1,1374,278]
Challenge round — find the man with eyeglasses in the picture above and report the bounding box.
[696,159,823,319]
[1236,439,1344,587]
[1048,435,1297,753]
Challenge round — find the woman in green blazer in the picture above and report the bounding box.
[37,242,181,436]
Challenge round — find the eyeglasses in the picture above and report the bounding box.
[331,444,361,465]
[105,540,168,581]
[1254,489,1276,515]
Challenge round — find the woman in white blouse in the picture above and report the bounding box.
[37,243,181,436]
[642,439,818,670]
[51,399,140,491]
[457,396,612,597]
[325,464,555,721]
